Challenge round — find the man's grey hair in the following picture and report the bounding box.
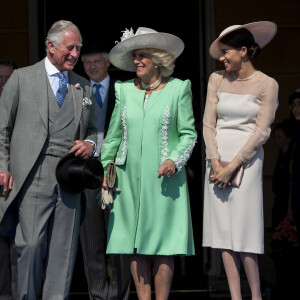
[45,20,82,52]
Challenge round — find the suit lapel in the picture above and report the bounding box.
[29,59,49,131]
[69,71,83,137]
[105,79,116,131]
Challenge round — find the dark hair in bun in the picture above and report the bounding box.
[288,90,300,122]
[220,28,262,60]
[288,90,300,105]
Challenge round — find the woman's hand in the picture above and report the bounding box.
[158,159,176,178]
[210,156,243,189]
[211,165,234,189]
[102,176,108,190]
[210,158,230,189]
[210,158,222,175]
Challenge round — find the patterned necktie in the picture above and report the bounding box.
[55,72,68,108]
[94,83,103,108]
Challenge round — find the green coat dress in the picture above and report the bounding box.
[100,77,197,255]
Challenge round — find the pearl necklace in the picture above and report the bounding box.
[141,73,162,91]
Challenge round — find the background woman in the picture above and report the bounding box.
[202,22,278,300]
[288,90,300,232]
[271,119,294,229]
[100,27,197,300]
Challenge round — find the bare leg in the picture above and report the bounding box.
[130,254,152,300]
[221,249,242,300]
[153,255,174,300]
[239,252,262,300]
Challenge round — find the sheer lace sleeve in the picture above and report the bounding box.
[203,72,223,160]
[237,77,279,162]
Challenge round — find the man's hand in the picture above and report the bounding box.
[69,140,94,158]
[158,159,176,178]
[0,171,14,195]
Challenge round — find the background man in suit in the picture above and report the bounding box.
[0,58,18,300]
[0,20,97,300]
[79,41,131,300]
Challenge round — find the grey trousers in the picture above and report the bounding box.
[15,154,81,300]
[80,188,131,300]
[0,235,17,300]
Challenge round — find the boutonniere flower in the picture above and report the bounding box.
[75,83,81,89]
[82,97,92,107]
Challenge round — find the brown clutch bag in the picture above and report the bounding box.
[106,162,116,189]
[100,162,117,210]
[209,161,244,187]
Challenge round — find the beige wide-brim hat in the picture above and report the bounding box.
[209,21,277,60]
[109,27,184,72]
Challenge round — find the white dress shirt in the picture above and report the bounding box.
[45,57,69,96]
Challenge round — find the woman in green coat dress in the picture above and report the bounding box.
[100,27,197,299]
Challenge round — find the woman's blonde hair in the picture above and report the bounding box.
[142,48,175,77]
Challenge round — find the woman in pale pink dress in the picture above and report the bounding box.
[202,22,279,300]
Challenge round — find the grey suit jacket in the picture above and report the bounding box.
[0,58,97,236]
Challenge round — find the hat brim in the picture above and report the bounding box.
[209,21,277,60]
[109,32,184,72]
[56,152,104,194]
[56,152,81,194]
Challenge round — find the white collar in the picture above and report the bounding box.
[45,57,68,77]
[91,74,110,90]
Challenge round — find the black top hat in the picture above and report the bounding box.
[81,37,110,56]
[56,152,104,194]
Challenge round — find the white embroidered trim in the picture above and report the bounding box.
[115,106,127,165]
[161,106,170,164]
[172,138,197,172]
[144,94,150,108]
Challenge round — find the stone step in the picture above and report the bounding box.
[69,290,213,299]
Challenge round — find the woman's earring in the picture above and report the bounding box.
[155,65,158,69]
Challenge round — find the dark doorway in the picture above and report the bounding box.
[39,0,204,296]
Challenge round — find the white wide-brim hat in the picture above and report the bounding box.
[209,21,277,60]
[109,27,184,72]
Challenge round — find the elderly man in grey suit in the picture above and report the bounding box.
[0,20,97,300]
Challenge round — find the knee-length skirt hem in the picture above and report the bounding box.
[106,251,195,256]
[202,148,264,254]
[202,242,264,254]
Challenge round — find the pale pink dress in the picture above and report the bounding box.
[202,70,278,254]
